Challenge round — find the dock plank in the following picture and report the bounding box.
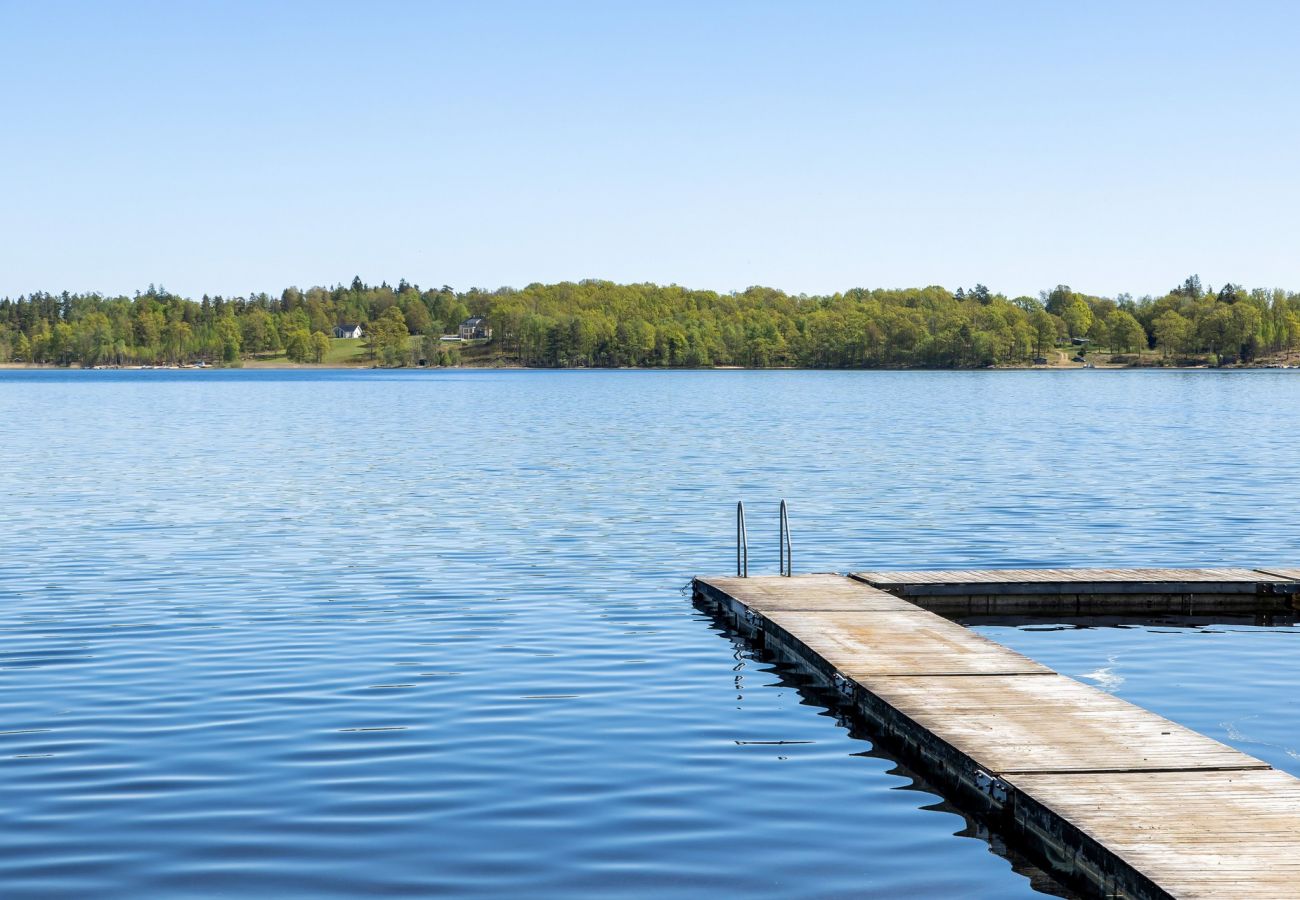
[1255,566,1300,582]
[759,608,1052,676]
[862,674,1265,774]
[857,566,1273,594]
[1011,769,1300,897]
[698,574,922,612]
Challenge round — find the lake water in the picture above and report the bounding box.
[2,368,1299,898]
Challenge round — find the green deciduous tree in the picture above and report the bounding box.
[284,327,313,362]
[310,331,330,363]
[1062,300,1094,339]
[1106,310,1146,356]
[1029,310,1057,357]
[366,307,409,366]
[1152,310,1190,358]
[217,316,241,364]
[403,298,433,335]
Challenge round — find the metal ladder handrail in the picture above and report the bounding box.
[779,499,792,577]
[736,501,749,577]
[734,500,790,577]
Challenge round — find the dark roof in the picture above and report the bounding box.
[462,316,487,326]
[337,322,361,330]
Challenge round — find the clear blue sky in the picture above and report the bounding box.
[3,1,1298,300]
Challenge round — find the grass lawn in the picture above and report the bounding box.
[242,336,439,367]
[322,337,366,365]
[241,338,367,367]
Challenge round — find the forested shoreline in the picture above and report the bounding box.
[1,275,1296,369]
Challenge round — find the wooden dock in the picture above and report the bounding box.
[693,573,1300,899]
[853,566,1300,617]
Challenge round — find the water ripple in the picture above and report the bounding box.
[5,368,1300,897]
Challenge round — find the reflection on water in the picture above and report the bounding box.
[1,368,1299,897]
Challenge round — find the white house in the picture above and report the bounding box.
[334,323,364,339]
[458,316,492,340]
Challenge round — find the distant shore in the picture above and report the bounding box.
[5,278,1295,372]
[3,359,1296,372]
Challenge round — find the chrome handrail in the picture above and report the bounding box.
[736,501,748,577]
[779,500,792,577]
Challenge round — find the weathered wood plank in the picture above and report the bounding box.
[856,566,1276,593]
[698,574,920,612]
[1255,566,1300,582]
[758,608,1053,676]
[1010,769,1300,898]
[861,673,1265,774]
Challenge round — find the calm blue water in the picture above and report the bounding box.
[2,368,1299,898]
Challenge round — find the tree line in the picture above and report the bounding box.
[1,274,1297,368]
